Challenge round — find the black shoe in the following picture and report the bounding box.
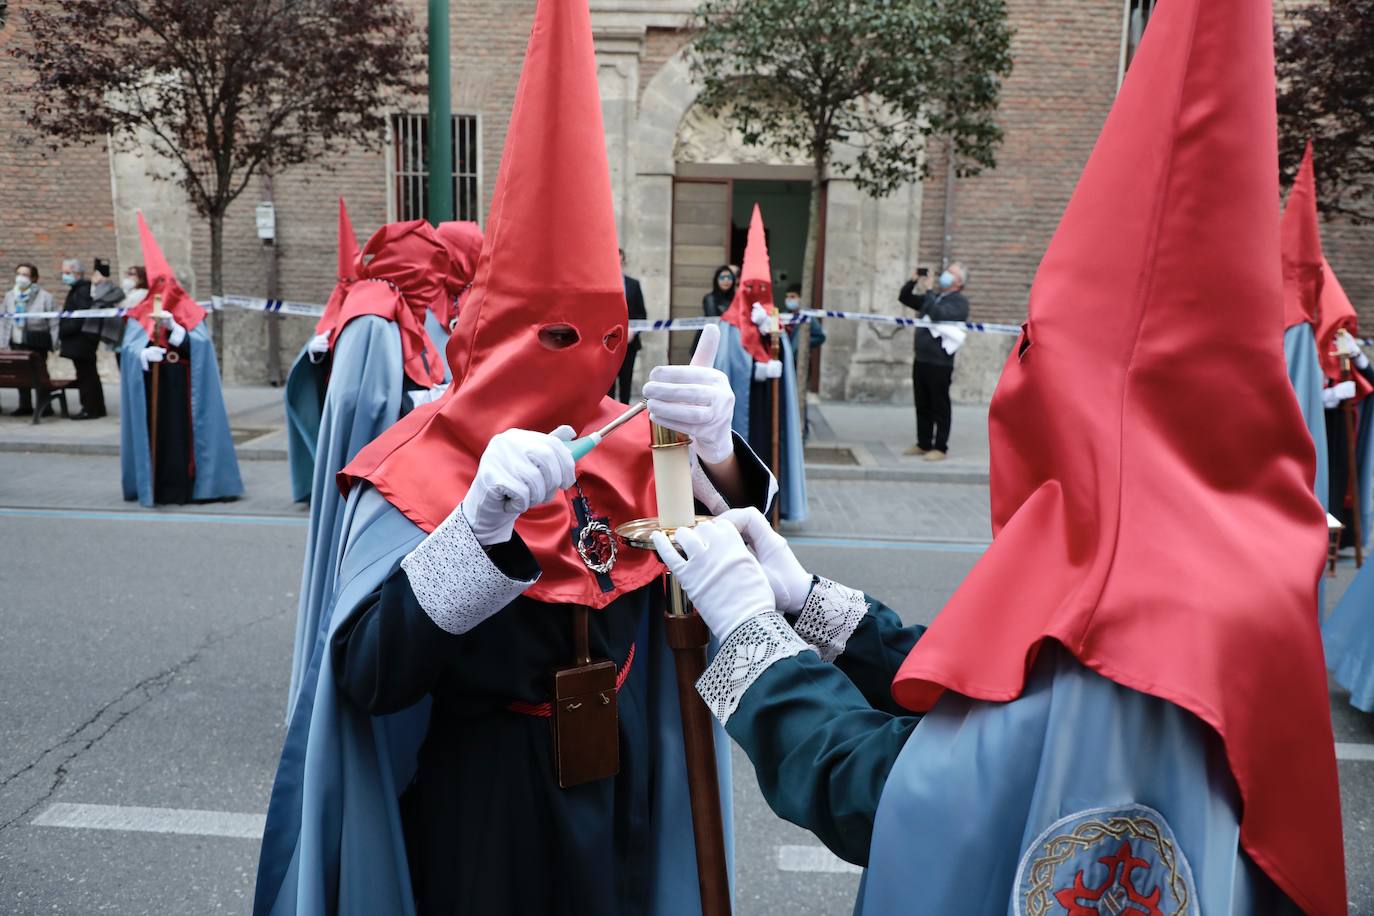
[11,406,33,417]
[72,410,104,421]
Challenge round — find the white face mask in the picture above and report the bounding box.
[121,277,137,293]
[14,275,31,291]
[939,270,956,289]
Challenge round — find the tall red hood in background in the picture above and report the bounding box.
[341,0,659,608]
[891,0,1345,912]
[720,205,775,364]
[129,212,207,337]
[434,220,483,330]
[334,219,449,388]
[313,198,362,344]
[1281,142,1324,330]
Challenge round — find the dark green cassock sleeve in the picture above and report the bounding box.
[696,584,924,868]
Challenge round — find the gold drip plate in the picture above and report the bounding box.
[615,516,714,550]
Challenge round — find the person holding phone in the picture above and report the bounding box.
[898,262,969,460]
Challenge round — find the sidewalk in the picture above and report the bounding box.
[0,383,289,459]
[1,384,993,485]
[806,399,990,484]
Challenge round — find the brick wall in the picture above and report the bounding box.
[640,27,691,102]
[0,12,116,300]
[917,0,1122,329]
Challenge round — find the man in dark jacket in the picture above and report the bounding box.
[57,256,106,419]
[611,247,647,403]
[898,262,969,460]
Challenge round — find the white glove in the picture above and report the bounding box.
[160,314,186,348]
[721,507,813,614]
[140,346,166,372]
[461,426,577,546]
[306,332,331,362]
[750,302,770,329]
[644,323,736,465]
[1324,380,1358,410]
[651,518,776,641]
[765,359,782,379]
[1338,331,1371,369]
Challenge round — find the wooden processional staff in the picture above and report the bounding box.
[615,419,732,916]
[1339,337,1365,569]
[148,294,165,491]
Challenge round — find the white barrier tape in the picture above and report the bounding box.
[5,298,1368,347]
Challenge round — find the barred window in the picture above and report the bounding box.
[1119,0,1157,79]
[392,113,481,223]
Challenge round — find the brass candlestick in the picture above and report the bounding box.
[613,422,732,916]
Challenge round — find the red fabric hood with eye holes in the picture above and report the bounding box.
[721,204,775,363]
[340,0,661,609]
[334,219,449,388]
[434,220,484,330]
[313,198,362,342]
[889,0,1345,912]
[128,212,207,338]
[1280,143,1324,331]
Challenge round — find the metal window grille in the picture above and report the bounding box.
[1117,0,1158,84]
[391,113,480,222]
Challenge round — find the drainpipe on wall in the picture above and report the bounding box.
[427,0,455,224]
[941,134,957,269]
[260,172,283,385]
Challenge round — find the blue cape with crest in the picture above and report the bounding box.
[714,321,807,522]
[857,644,1298,914]
[118,320,243,507]
[255,485,732,915]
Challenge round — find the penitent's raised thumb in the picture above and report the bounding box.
[690,322,720,368]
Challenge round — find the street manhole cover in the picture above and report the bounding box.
[804,446,858,466]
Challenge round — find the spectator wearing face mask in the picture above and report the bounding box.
[2,263,57,416]
[56,257,106,420]
[898,262,970,461]
[781,282,825,358]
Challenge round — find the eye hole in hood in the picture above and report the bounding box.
[602,326,624,352]
[539,323,581,350]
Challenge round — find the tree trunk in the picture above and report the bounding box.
[210,210,226,374]
[794,152,825,439]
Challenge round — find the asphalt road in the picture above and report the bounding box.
[0,450,1370,914]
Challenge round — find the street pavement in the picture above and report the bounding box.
[0,392,1371,913]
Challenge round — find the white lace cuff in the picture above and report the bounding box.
[696,612,815,725]
[400,506,536,635]
[690,432,779,516]
[792,578,869,663]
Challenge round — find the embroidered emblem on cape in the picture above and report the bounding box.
[1013,804,1195,916]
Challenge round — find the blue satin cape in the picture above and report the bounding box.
[858,645,1297,914]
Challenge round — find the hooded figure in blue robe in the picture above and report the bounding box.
[119,216,242,507]
[712,206,807,523]
[255,1,776,911]
[650,0,1346,911]
[284,220,452,713]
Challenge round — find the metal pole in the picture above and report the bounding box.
[427,0,455,225]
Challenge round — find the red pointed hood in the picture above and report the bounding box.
[434,220,484,330]
[334,219,448,387]
[341,0,658,609]
[314,198,362,341]
[1317,258,1372,399]
[891,0,1344,912]
[129,212,206,337]
[1280,142,1324,329]
[721,205,775,363]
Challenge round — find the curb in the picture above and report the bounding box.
[805,463,989,485]
[0,441,288,461]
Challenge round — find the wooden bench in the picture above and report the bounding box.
[0,351,78,424]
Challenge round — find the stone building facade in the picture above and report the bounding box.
[1,0,1370,404]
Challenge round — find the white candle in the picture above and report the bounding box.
[651,431,695,530]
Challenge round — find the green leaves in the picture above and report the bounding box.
[687,0,1013,195]
[1275,0,1374,223]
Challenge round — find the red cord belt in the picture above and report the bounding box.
[505,643,636,719]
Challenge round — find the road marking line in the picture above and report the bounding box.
[1335,742,1374,761]
[790,535,990,553]
[0,507,305,527]
[777,844,863,874]
[31,803,265,839]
